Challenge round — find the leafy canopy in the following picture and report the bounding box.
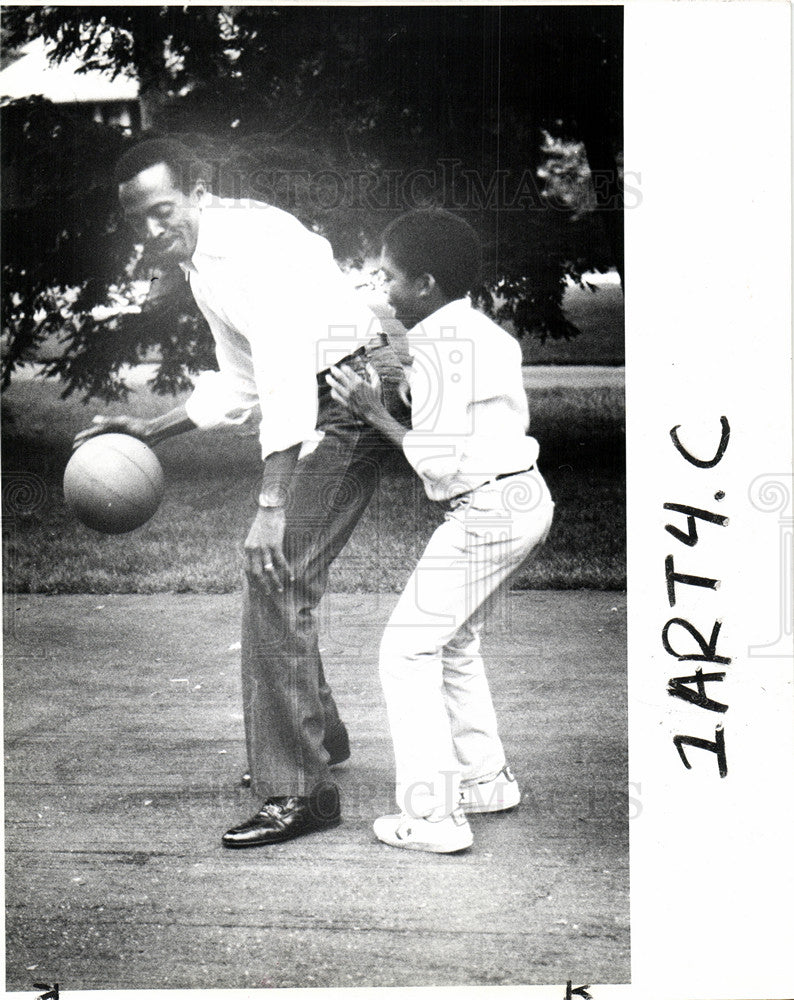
[1,5,622,399]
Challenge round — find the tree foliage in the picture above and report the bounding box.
[2,5,622,399]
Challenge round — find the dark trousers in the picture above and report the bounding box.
[241,340,409,798]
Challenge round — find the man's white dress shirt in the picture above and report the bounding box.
[401,298,539,501]
[182,198,382,459]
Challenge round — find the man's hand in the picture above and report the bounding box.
[73,415,150,451]
[244,506,294,594]
[73,406,196,451]
[326,363,386,423]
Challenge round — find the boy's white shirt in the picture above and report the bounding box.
[401,297,539,501]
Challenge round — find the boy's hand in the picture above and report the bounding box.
[326,363,384,422]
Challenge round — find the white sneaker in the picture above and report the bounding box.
[373,807,473,853]
[459,765,521,814]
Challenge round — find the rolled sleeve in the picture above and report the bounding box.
[184,370,260,433]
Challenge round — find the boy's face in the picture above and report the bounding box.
[379,249,428,329]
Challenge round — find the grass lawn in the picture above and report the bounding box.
[2,369,625,593]
[521,276,625,366]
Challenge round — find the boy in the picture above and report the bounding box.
[327,209,554,853]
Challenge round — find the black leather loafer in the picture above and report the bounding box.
[222,785,341,848]
[240,725,351,788]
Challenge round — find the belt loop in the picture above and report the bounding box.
[367,331,389,349]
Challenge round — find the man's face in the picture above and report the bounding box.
[379,249,427,329]
[119,162,203,266]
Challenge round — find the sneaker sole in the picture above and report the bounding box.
[375,834,473,854]
[373,820,473,854]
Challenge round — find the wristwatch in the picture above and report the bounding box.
[257,486,288,508]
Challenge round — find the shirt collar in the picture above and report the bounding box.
[405,298,472,341]
[177,191,223,277]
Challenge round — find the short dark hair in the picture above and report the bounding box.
[381,209,481,301]
[114,138,211,193]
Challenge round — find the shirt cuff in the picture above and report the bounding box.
[257,422,319,460]
[184,370,260,431]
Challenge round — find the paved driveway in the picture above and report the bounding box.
[4,590,628,991]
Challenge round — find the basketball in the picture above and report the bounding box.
[63,433,165,534]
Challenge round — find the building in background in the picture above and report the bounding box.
[0,37,140,132]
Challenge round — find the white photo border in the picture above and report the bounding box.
[4,2,792,999]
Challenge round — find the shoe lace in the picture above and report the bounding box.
[258,801,287,820]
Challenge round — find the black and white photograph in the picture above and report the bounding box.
[1,3,791,999]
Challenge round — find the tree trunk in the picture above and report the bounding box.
[581,128,624,287]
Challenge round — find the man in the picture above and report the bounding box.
[74,138,409,846]
[328,209,554,853]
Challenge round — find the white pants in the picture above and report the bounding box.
[379,468,555,817]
